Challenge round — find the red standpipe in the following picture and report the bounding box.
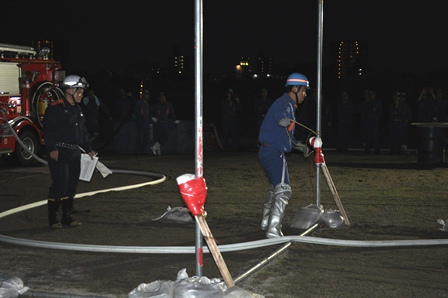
[177,174,207,216]
[309,137,325,165]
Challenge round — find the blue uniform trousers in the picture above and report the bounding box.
[47,148,81,200]
[258,145,289,187]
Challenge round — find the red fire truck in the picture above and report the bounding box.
[0,43,65,165]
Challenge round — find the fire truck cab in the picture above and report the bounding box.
[0,43,65,165]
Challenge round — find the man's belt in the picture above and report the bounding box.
[56,142,78,150]
[257,141,270,147]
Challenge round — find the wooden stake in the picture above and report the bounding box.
[195,214,235,287]
[321,163,350,225]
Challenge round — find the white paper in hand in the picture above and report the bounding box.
[96,160,113,178]
[79,154,99,182]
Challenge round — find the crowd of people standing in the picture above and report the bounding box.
[333,87,447,154]
[79,79,448,156]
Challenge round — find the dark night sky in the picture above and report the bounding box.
[1,0,447,76]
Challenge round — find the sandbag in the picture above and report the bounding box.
[0,273,29,298]
[290,204,324,229]
[128,268,264,298]
[321,209,344,228]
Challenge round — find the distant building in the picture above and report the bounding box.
[234,52,273,78]
[255,52,273,78]
[168,45,192,75]
[236,56,251,73]
[332,40,368,80]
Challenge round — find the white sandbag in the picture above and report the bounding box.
[290,204,324,229]
[0,273,29,298]
[321,209,344,228]
[128,269,264,298]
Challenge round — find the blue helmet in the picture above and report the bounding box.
[285,73,310,89]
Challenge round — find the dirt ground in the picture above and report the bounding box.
[1,145,448,297]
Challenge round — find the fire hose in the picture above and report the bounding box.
[3,116,443,254]
[1,114,447,289]
[1,142,447,252]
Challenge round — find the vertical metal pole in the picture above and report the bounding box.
[194,0,204,277]
[316,0,324,207]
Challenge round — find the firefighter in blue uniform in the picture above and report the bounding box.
[258,73,310,238]
[149,92,179,155]
[43,75,96,228]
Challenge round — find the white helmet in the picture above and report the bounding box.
[61,75,89,89]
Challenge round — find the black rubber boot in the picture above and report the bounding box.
[61,198,81,227]
[48,200,62,229]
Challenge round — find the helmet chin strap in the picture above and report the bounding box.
[66,88,80,104]
[292,87,300,106]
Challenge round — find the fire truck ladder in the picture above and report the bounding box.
[0,43,36,56]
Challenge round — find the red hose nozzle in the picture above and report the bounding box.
[309,137,325,164]
[177,174,207,216]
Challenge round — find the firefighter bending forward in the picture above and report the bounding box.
[258,73,310,238]
[43,75,96,228]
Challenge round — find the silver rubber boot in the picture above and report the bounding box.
[261,187,275,231]
[266,184,291,238]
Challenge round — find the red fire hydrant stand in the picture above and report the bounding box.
[309,137,350,226]
[177,174,235,288]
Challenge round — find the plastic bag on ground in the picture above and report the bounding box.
[0,273,29,298]
[173,274,225,298]
[437,219,448,231]
[289,204,324,229]
[223,286,264,298]
[128,268,264,298]
[151,206,194,224]
[128,280,174,298]
[321,209,344,228]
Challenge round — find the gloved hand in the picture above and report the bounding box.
[278,118,291,127]
[295,141,310,157]
[152,117,158,123]
[174,120,181,124]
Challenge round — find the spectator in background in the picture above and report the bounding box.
[433,88,448,122]
[115,89,127,120]
[114,90,137,136]
[356,90,382,154]
[117,90,137,122]
[220,88,242,150]
[294,89,316,144]
[133,89,151,155]
[399,92,412,153]
[82,89,113,143]
[415,87,437,122]
[149,92,180,155]
[388,92,411,154]
[336,91,354,152]
[254,88,272,133]
[321,94,334,146]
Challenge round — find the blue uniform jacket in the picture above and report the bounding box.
[149,102,176,123]
[258,92,297,152]
[43,97,92,153]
